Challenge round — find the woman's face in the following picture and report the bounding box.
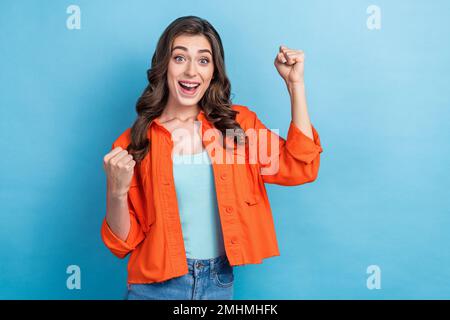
[166,34,215,108]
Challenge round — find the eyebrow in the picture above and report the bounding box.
[171,45,212,56]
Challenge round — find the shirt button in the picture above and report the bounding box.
[231,238,238,244]
[220,173,227,180]
[226,206,233,213]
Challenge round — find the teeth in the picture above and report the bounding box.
[180,82,200,88]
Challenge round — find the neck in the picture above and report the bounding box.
[160,100,201,122]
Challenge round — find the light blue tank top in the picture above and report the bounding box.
[172,148,226,259]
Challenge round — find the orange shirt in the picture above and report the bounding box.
[101,104,323,284]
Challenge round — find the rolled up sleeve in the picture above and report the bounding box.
[251,112,323,186]
[100,139,146,259]
[100,196,146,259]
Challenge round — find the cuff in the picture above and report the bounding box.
[101,217,136,256]
[285,121,323,164]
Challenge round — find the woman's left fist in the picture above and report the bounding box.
[274,45,305,85]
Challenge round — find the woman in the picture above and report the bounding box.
[101,15,323,300]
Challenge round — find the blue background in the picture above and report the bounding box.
[1,0,449,299]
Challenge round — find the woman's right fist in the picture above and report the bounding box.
[103,147,136,198]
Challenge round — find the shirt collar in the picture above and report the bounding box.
[149,109,207,131]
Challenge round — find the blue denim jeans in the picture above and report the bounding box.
[125,254,234,300]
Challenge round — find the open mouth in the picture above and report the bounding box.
[178,81,200,95]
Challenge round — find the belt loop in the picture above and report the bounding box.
[211,257,216,272]
[212,255,221,273]
[210,257,216,274]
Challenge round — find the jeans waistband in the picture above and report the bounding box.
[186,254,229,274]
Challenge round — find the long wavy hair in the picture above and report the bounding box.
[127,15,246,164]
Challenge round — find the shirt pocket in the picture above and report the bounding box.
[127,182,155,233]
[235,163,261,207]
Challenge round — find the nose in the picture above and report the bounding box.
[184,60,197,77]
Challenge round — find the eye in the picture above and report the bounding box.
[199,58,210,65]
[174,55,185,62]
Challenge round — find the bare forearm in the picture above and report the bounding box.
[287,82,314,140]
[106,191,131,241]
